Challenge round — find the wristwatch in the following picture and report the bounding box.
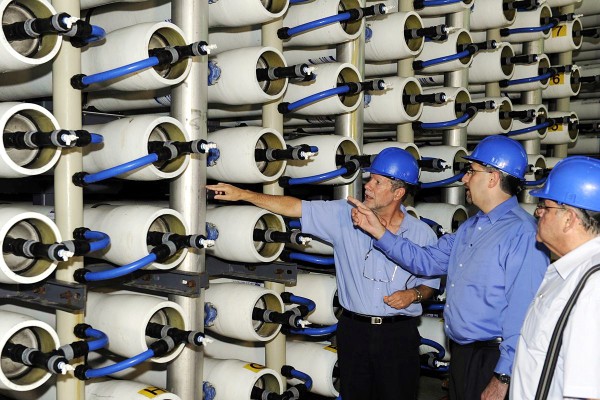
[494,372,511,384]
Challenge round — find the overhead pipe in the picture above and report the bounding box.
[418,145,467,185]
[465,97,513,136]
[414,202,468,233]
[541,111,579,145]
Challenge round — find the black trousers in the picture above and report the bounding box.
[448,340,507,400]
[337,312,421,400]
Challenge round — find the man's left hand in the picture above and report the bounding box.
[481,377,509,400]
[384,290,417,310]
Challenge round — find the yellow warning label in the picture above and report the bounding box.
[549,123,564,132]
[549,73,564,86]
[244,362,267,372]
[138,386,169,398]
[551,25,567,38]
[324,344,338,353]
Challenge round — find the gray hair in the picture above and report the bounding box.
[569,207,600,236]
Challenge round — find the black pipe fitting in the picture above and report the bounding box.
[343,79,386,94]
[504,0,539,11]
[2,342,69,375]
[419,158,448,172]
[3,12,71,41]
[2,237,69,261]
[500,110,536,121]
[255,144,314,162]
[457,40,497,54]
[257,64,311,82]
[455,100,495,112]
[335,154,374,168]
[404,24,447,41]
[403,92,446,105]
[501,54,538,66]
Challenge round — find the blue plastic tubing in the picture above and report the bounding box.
[524,177,548,187]
[84,349,154,379]
[90,133,103,144]
[504,22,556,36]
[420,49,471,68]
[505,121,552,137]
[290,368,314,390]
[419,112,471,130]
[286,85,351,112]
[422,0,462,6]
[83,253,157,282]
[86,25,106,43]
[82,230,110,253]
[504,71,553,87]
[83,153,159,185]
[286,12,351,37]
[288,294,316,312]
[421,172,466,189]
[288,252,335,266]
[84,327,109,352]
[288,220,302,229]
[81,56,159,86]
[421,337,446,359]
[289,323,338,336]
[287,167,348,186]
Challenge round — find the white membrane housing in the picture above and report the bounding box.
[364,76,423,124]
[415,0,472,17]
[83,204,188,270]
[281,0,363,47]
[84,89,171,113]
[365,11,424,61]
[363,141,421,161]
[287,272,339,325]
[419,87,471,126]
[83,0,171,34]
[204,282,284,341]
[83,115,189,180]
[503,4,552,43]
[547,0,581,5]
[543,18,583,54]
[541,67,581,99]
[283,62,362,116]
[508,104,549,141]
[208,47,287,105]
[0,102,61,177]
[284,136,360,185]
[205,205,286,263]
[209,0,289,27]
[571,99,600,120]
[414,203,468,233]
[0,0,62,73]
[81,22,191,91]
[203,357,284,400]
[286,235,334,256]
[418,316,450,361]
[418,146,468,185]
[541,112,579,145]
[86,291,187,363]
[415,29,473,74]
[525,154,547,184]
[469,0,516,30]
[86,379,181,400]
[568,136,600,155]
[0,64,52,101]
[468,44,515,84]
[0,310,59,391]
[502,54,551,92]
[466,97,513,136]
[207,126,287,183]
[0,206,61,284]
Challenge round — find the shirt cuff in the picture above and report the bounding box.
[495,353,513,376]
[373,229,397,252]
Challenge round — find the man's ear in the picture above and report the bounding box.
[393,187,406,201]
[488,171,501,189]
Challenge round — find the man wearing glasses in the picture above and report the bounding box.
[207,147,440,400]
[348,136,550,400]
[511,156,600,399]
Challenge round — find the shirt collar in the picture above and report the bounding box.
[553,236,600,280]
[397,204,411,235]
[475,196,519,225]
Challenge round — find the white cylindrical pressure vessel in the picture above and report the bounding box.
[541,67,581,99]
[571,99,600,120]
[287,272,339,325]
[286,234,334,256]
[468,44,515,84]
[363,141,421,160]
[81,22,191,91]
[543,19,583,54]
[283,62,362,116]
[418,146,467,185]
[418,315,450,362]
[206,205,286,263]
[85,89,171,113]
[207,126,287,184]
[83,204,188,270]
[86,291,187,363]
[0,310,59,391]
[0,206,61,284]
[0,0,62,73]
[414,29,473,74]
[414,203,468,233]
[0,102,61,177]
[286,341,339,397]
[281,0,363,46]
[87,379,181,400]
[419,87,471,126]
[525,154,547,185]
[547,0,581,6]
[203,357,284,400]
[575,0,600,15]
[209,0,288,27]
[365,11,424,62]
[568,135,600,155]
[470,0,515,30]
[544,157,564,169]
[414,0,472,17]
[0,64,51,101]
[284,135,360,185]
[503,4,553,43]
[541,112,578,145]
[208,47,287,105]
[364,77,423,124]
[205,282,284,341]
[405,205,420,219]
[507,104,548,141]
[502,54,551,92]
[83,0,170,34]
[83,115,190,181]
[466,97,513,136]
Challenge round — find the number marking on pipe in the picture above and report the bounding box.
[138,386,169,398]
[245,363,267,372]
[552,25,566,37]
[550,73,565,86]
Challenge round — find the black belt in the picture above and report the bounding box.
[342,308,415,325]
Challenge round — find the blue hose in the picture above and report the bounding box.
[82,230,110,253]
[286,12,351,38]
[289,323,337,336]
[504,71,553,87]
[524,177,547,187]
[424,303,446,312]
[288,294,316,312]
[81,56,160,86]
[504,22,556,36]
[84,348,154,379]
[421,338,446,360]
[420,49,471,68]
[84,327,109,351]
[83,253,157,281]
[288,219,302,229]
[422,0,462,6]
[419,112,471,130]
[287,85,351,112]
[85,25,106,43]
[287,166,348,185]
[290,368,314,390]
[90,133,103,144]
[505,121,552,137]
[289,0,312,3]
[82,153,159,185]
[421,172,465,189]
[288,252,335,266]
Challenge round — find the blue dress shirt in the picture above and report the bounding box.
[301,199,440,317]
[374,196,549,375]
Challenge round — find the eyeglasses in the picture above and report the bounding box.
[535,202,566,212]
[464,166,491,176]
[363,244,398,283]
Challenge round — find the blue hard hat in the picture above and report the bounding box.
[463,136,528,180]
[530,156,600,212]
[364,147,420,185]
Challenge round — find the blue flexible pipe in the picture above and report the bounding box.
[524,177,547,187]
[286,12,351,37]
[86,25,106,43]
[83,230,110,253]
[419,112,471,130]
[84,327,109,351]
[424,303,446,312]
[423,0,462,6]
[504,22,556,36]
[505,121,552,137]
[290,368,314,390]
[90,133,103,144]
[83,253,157,281]
[504,71,553,87]
[420,49,471,68]
[84,348,154,379]
[420,172,465,189]
[288,252,335,265]
[421,338,446,360]
[288,219,302,229]
[289,323,337,336]
[287,85,351,112]
[81,56,160,86]
[287,166,348,185]
[288,294,316,312]
[82,153,159,184]
[289,0,312,3]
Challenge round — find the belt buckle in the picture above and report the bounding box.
[371,316,383,325]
